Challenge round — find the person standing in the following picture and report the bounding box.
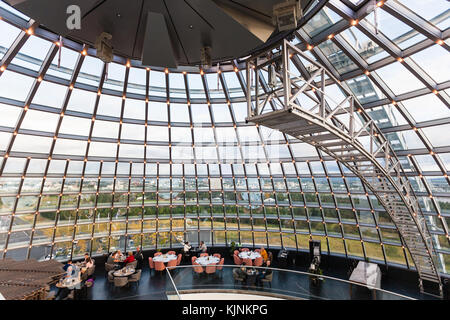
[183,241,192,253]
[134,246,144,269]
[260,247,268,262]
[183,241,192,262]
[199,241,207,254]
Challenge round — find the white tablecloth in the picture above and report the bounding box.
[195,256,220,266]
[153,254,177,263]
[349,261,381,289]
[113,267,135,277]
[239,251,261,260]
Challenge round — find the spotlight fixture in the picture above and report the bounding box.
[200,46,212,69]
[273,0,303,31]
[94,32,113,63]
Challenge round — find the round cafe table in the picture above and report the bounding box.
[56,274,82,290]
[113,267,135,277]
[239,251,261,260]
[153,254,177,263]
[195,255,220,266]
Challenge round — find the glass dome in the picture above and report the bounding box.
[0,0,448,277]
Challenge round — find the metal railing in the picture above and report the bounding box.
[164,264,414,300]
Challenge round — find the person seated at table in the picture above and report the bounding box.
[122,251,135,266]
[84,257,94,269]
[80,257,94,278]
[256,260,273,286]
[82,252,90,265]
[199,241,207,254]
[114,250,124,262]
[260,247,268,262]
[233,265,247,282]
[134,246,144,269]
[107,251,117,264]
[63,260,75,277]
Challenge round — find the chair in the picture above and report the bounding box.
[148,257,155,274]
[254,256,263,267]
[107,270,115,287]
[81,270,89,281]
[191,256,197,264]
[193,263,204,276]
[128,269,142,288]
[167,251,176,255]
[87,264,96,277]
[154,252,162,256]
[213,253,221,259]
[205,263,216,275]
[126,260,138,269]
[242,258,253,266]
[200,253,208,257]
[105,262,115,274]
[216,258,224,278]
[176,253,182,266]
[261,272,273,288]
[233,254,242,265]
[183,250,191,263]
[167,258,177,272]
[154,261,165,274]
[113,276,128,290]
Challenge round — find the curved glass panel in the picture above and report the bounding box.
[0,1,447,277]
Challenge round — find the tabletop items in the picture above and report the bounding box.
[195,255,220,266]
[57,265,82,290]
[113,266,136,277]
[153,254,177,263]
[238,251,262,260]
[57,276,82,290]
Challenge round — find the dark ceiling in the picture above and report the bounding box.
[6,0,314,67]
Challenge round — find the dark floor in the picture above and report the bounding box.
[52,249,445,300]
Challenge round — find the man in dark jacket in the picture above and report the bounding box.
[134,246,144,269]
[256,260,273,286]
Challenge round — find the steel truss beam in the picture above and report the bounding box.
[245,39,443,297]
